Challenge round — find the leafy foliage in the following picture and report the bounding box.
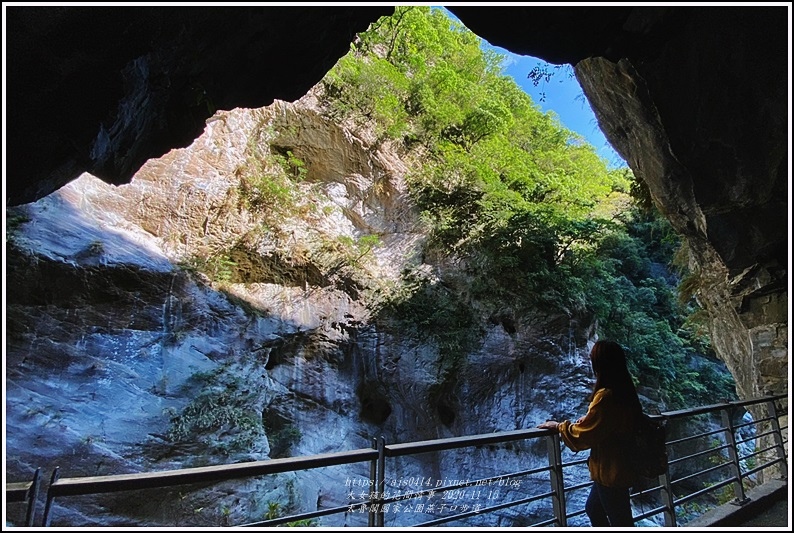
[236,127,306,224]
[167,367,265,456]
[374,266,481,378]
[320,7,734,409]
[264,501,317,527]
[5,208,30,245]
[179,252,238,283]
[587,209,736,407]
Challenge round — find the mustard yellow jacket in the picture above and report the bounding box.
[558,388,637,488]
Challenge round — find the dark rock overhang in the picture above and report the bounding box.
[449,6,789,275]
[4,5,789,279]
[5,6,393,207]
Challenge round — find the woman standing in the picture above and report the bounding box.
[537,340,642,527]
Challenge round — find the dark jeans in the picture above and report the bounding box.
[585,482,635,527]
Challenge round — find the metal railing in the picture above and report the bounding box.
[652,393,789,526]
[6,394,787,527]
[5,467,41,526]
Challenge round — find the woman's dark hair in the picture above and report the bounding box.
[590,340,641,410]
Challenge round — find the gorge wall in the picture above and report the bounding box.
[5,5,788,422]
[6,93,602,527]
[4,5,789,524]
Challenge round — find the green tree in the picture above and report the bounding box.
[320,6,734,410]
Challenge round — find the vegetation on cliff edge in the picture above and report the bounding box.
[315,6,735,409]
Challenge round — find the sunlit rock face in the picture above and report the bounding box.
[570,12,788,446]
[449,5,789,478]
[6,95,603,527]
[6,6,787,445]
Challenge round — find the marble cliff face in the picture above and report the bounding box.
[6,94,604,527]
[4,6,788,526]
[6,6,786,413]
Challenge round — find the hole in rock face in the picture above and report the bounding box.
[501,317,517,334]
[437,400,456,427]
[428,382,457,428]
[262,397,301,459]
[357,383,392,424]
[489,312,516,334]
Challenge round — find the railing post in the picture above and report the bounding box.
[659,469,676,527]
[655,420,676,528]
[720,407,748,504]
[368,437,377,527]
[42,466,60,527]
[765,398,788,480]
[25,467,42,527]
[376,436,386,527]
[546,432,566,527]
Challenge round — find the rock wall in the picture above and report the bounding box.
[573,23,788,478]
[6,6,787,451]
[6,96,602,527]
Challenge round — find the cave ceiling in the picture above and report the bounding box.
[4,4,789,286]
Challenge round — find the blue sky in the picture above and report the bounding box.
[440,7,627,169]
[495,48,629,170]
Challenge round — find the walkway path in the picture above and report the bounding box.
[687,479,789,528]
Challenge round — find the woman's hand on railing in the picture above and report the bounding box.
[537,420,560,430]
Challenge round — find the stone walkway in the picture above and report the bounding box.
[687,479,789,528]
[736,497,789,527]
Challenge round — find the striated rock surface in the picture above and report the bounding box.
[572,27,787,478]
[6,6,786,428]
[6,95,604,527]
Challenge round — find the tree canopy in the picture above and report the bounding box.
[317,6,734,409]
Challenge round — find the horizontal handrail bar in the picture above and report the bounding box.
[5,482,34,502]
[633,504,666,522]
[667,426,726,447]
[563,457,589,469]
[661,394,786,421]
[519,489,555,505]
[750,428,785,442]
[734,417,769,431]
[673,476,736,507]
[374,467,546,509]
[723,393,787,409]
[385,428,545,457]
[742,457,785,478]
[664,403,732,419]
[668,443,730,467]
[735,434,760,447]
[630,483,663,499]
[563,480,593,494]
[500,466,552,480]
[670,460,730,486]
[48,448,378,497]
[417,491,549,527]
[741,444,779,462]
[242,499,367,527]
